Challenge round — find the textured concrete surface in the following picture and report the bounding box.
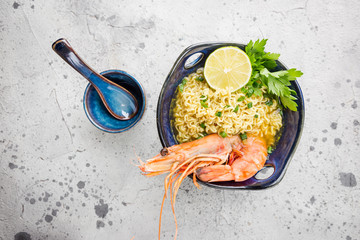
[1,0,359,239]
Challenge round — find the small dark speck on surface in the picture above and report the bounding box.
[51,209,58,216]
[355,80,360,88]
[330,122,337,129]
[339,172,357,187]
[346,236,352,240]
[86,163,90,167]
[309,146,315,151]
[334,138,342,146]
[322,129,328,133]
[351,101,358,109]
[55,135,59,140]
[322,137,327,142]
[108,221,113,226]
[138,42,145,49]
[310,196,316,204]
[9,162,18,169]
[77,181,85,189]
[56,201,61,207]
[29,198,36,204]
[354,120,359,126]
[122,201,127,206]
[14,232,32,240]
[95,199,109,218]
[45,214,53,223]
[43,192,51,202]
[96,220,105,229]
[13,2,20,9]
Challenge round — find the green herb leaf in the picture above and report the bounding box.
[196,76,205,81]
[200,123,206,129]
[200,101,208,108]
[254,114,259,118]
[178,78,187,92]
[280,95,298,111]
[237,96,246,102]
[259,66,302,111]
[240,132,247,140]
[200,95,208,101]
[247,102,253,109]
[219,131,227,138]
[286,68,303,80]
[233,105,239,113]
[215,111,222,117]
[246,88,254,97]
[265,100,273,106]
[254,88,263,97]
[241,87,248,94]
[224,105,230,108]
[263,52,280,60]
[200,95,209,108]
[245,39,303,111]
[267,146,273,154]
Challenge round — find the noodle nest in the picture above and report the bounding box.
[173,68,283,146]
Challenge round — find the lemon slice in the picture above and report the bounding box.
[204,46,252,92]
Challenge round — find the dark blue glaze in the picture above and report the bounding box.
[157,42,305,190]
[84,70,145,133]
[52,38,138,120]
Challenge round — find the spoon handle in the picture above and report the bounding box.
[52,38,94,79]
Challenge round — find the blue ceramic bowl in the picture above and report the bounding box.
[157,42,305,189]
[84,70,145,133]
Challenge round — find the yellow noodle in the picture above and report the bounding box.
[173,68,283,146]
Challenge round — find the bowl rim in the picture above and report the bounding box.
[156,42,305,190]
[83,69,146,133]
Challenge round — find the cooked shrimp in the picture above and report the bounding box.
[139,134,242,174]
[196,135,268,182]
[138,134,267,240]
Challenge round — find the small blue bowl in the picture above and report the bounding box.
[157,42,305,189]
[84,70,145,133]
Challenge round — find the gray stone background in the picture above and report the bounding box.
[0,0,359,239]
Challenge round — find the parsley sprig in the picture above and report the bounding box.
[244,39,303,111]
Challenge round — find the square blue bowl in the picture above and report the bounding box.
[156,42,305,189]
